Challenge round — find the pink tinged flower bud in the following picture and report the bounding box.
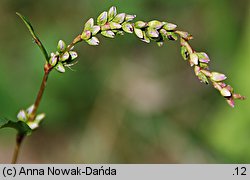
[220,88,232,97]
[148,20,164,30]
[201,70,212,77]
[109,22,122,30]
[81,30,91,40]
[141,31,150,43]
[101,30,115,38]
[163,22,177,31]
[233,94,246,100]
[210,72,227,82]
[175,31,193,40]
[146,27,159,38]
[57,40,66,52]
[213,82,222,91]
[226,98,235,108]
[91,26,101,35]
[17,110,27,121]
[197,52,210,63]
[55,62,65,73]
[194,66,201,76]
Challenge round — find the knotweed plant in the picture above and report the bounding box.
[0,6,245,163]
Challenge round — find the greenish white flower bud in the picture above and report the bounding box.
[109,22,122,29]
[197,72,209,84]
[84,18,94,31]
[125,14,136,22]
[146,27,159,38]
[135,21,148,29]
[220,88,231,97]
[26,104,35,116]
[108,6,117,21]
[55,62,65,73]
[49,54,58,66]
[101,30,115,38]
[157,41,164,47]
[97,11,108,26]
[57,40,66,52]
[91,25,101,35]
[81,30,91,40]
[35,113,46,122]
[87,37,100,46]
[163,22,177,30]
[122,22,134,33]
[59,51,70,61]
[17,110,27,121]
[190,53,199,66]
[69,51,78,60]
[210,72,227,82]
[134,28,143,39]
[112,13,126,24]
[148,20,163,30]
[141,31,150,43]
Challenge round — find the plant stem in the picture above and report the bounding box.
[66,34,82,51]
[29,63,53,121]
[11,134,25,164]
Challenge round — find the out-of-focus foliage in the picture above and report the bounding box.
[0,0,249,163]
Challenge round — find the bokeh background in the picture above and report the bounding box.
[0,0,249,163]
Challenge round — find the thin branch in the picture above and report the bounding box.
[11,134,25,164]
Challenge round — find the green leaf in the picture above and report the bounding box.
[0,118,32,136]
[16,12,49,61]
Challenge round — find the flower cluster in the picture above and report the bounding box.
[17,105,45,130]
[179,35,245,107]
[78,6,245,107]
[49,40,78,73]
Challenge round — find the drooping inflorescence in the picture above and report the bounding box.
[46,6,245,107]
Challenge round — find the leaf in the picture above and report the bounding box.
[0,118,32,136]
[16,12,49,61]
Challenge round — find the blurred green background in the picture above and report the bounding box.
[0,0,249,163]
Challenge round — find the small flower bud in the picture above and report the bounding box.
[91,25,101,35]
[26,104,35,115]
[210,72,227,82]
[135,21,148,29]
[194,66,201,76]
[134,28,143,39]
[84,18,94,31]
[125,14,136,22]
[157,41,164,47]
[35,113,46,122]
[112,13,126,24]
[200,69,212,77]
[55,62,65,73]
[108,6,117,21]
[226,98,235,108]
[197,72,209,84]
[197,52,210,63]
[159,29,167,37]
[220,88,232,97]
[166,32,178,41]
[175,31,193,40]
[190,53,199,66]
[148,20,164,30]
[101,30,115,38]
[57,40,66,52]
[163,22,177,30]
[59,51,70,61]
[81,30,91,40]
[109,22,122,29]
[87,37,100,46]
[141,31,150,43]
[97,11,108,26]
[122,22,134,33]
[17,110,27,121]
[69,51,78,60]
[146,27,159,38]
[49,54,58,66]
